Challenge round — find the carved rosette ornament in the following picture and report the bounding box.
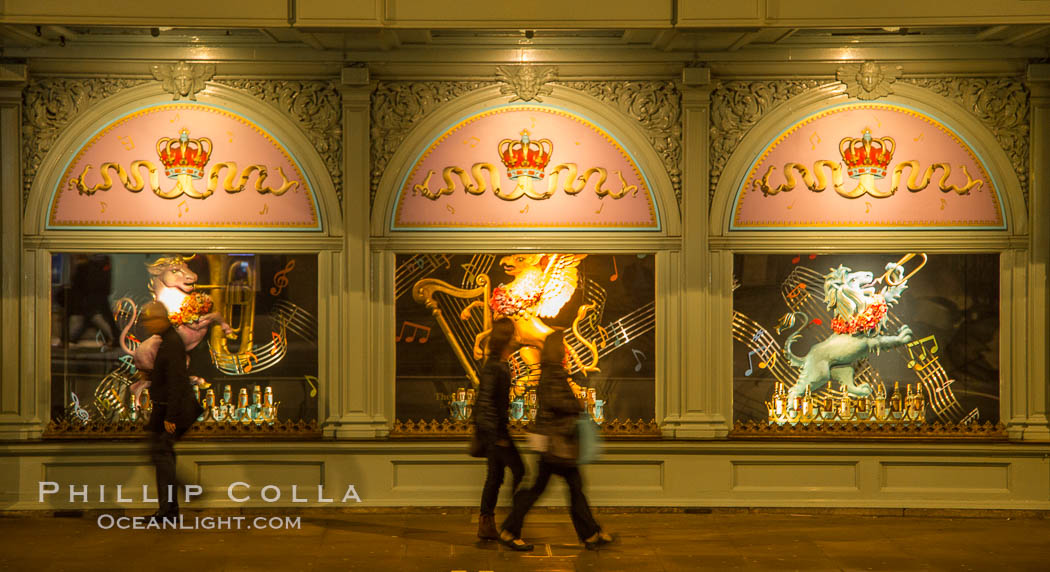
[495,64,558,102]
[22,78,149,206]
[150,60,215,101]
[837,61,902,101]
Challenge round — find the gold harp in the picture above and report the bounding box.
[412,274,492,386]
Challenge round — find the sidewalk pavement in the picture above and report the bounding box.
[1,507,1048,571]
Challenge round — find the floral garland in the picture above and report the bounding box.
[831,294,888,335]
[168,292,214,327]
[490,283,543,317]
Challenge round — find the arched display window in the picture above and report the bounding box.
[710,83,1026,438]
[24,83,342,438]
[371,86,680,437]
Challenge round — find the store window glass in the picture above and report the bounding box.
[393,253,656,434]
[49,252,319,436]
[732,253,999,433]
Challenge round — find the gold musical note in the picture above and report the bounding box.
[243,351,258,374]
[118,135,135,150]
[270,332,283,355]
[906,335,939,370]
[873,116,882,128]
[520,204,529,214]
[530,117,536,128]
[809,132,821,150]
[464,136,479,148]
[914,133,925,142]
[759,351,777,370]
[170,113,180,124]
[270,259,296,296]
[940,198,946,210]
[227,131,234,143]
[99,201,107,213]
[304,375,318,397]
[446,204,455,214]
[786,199,796,210]
[395,321,431,343]
[610,257,619,282]
[864,201,872,213]
[595,202,605,214]
[176,200,188,217]
[259,203,269,215]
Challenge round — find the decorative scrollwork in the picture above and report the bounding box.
[390,417,661,437]
[557,81,682,202]
[370,81,493,206]
[22,78,149,207]
[709,80,827,201]
[43,418,321,439]
[731,419,1007,439]
[904,77,1030,207]
[214,79,343,203]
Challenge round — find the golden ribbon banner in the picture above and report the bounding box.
[755,161,983,199]
[412,163,638,201]
[68,161,299,200]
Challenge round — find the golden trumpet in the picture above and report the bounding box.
[879,253,927,286]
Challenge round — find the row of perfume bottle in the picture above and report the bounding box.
[766,381,926,425]
[193,384,279,424]
[446,384,606,425]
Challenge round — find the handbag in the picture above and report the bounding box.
[526,432,550,453]
[576,412,602,464]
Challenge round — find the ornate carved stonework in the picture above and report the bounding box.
[22,78,149,207]
[215,79,343,203]
[905,77,1030,206]
[837,61,902,101]
[556,80,682,201]
[370,81,492,204]
[496,64,557,102]
[709,80,825,200]
[150,60,215,101]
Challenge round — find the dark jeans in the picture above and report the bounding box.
[480,440,525,516]
[149,430,179,515]
[501,457,601,541]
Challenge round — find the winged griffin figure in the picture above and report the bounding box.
[775,258,919,399]
[467,254,586,381]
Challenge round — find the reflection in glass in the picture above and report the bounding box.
[50,253,319,432]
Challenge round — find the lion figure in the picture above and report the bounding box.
[776,262,913,399]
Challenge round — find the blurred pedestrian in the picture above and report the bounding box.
[474,317,525,540]
[499,330,614,551]
[141,301,203,519]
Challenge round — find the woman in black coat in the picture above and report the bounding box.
[473,317,525,540]
[499,330,614,551]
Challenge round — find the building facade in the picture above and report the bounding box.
[2,1,1050,510]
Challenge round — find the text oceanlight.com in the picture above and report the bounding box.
[97,514,301,530]
[38,481,362,504]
